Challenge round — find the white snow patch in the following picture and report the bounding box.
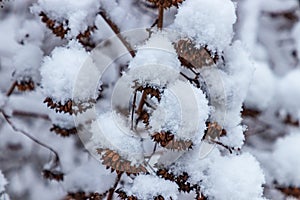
[126,175,179,200]
[128,33,180,87]
[31,0,100,36]
[277,69,300,120]
[174,0,236,52]
[245,61,277,110]
[203,153,265,200]
[40,41,97,103]
[271,133,300,187]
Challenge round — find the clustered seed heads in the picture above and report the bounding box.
[175,39,217,70]
[15,79,35,91]
[204,122,226,140]
[76,26,97,50]
[147,0,184,8]
[63,191,106,200]
[97,148,148,175]
[151,131,193,151]
[156,168,205,196]
[116,190,138,200]
[42,169,64,181]
[276,186,300,198]
[44,97,96,115]
[44,97,73,114]
[40,12,69,39]
[50,124,77,137]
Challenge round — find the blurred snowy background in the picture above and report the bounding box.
[0,0,300,199]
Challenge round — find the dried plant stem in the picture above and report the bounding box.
[100,10,136,57]
[12,110,50,120]
[157,4,164,29]
[107,172,123,200]
[6,81,17,96]
[134,90,148,128]
[0,110,60,165]
[131,89,138,130]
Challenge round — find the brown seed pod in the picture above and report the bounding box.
[276,186,300,198]
[76,26,97,50]
[136,85,162,102]
[63,191,105,200]
[116,190,138,200]
[151,131,193,151]
[50,124,77,137]
[147,0,184,8]
[156,169,196,193]
[97,148,148,174]
[40,12,69,38]
[154,195,165,200]
[205,122,226,140]
[175,39,217,70]
[42,169,64,181]
[44,97,96,115]
[16,79,35,91]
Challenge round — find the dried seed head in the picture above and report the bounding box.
[42,169,64,181]
[147,0,184,8]
[276,186,300,198]
[97,148,148,174]
[40,12,69,38]
[116,190,138,200]
[76,26,97,50]
[16,79,35,91]
[151,131,193,150]
[50,124,77,137]
[205,122,226,140]
[175,39,217,70]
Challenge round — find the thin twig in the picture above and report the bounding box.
[180,72,200,88]
[107,172,123,200]
[0,110,60,165]
[12,110,50,120]
[157,4,164,29]
[131,89,138,130]
[212,140,233,154]
[6,81,17,96]
[99,10,136,57]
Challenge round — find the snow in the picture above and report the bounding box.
[245,61,277,110]
[128,33,181,87]
[150,80,210,142]
[48,111,74,129]
[90,112,144,164]
[16,19,45,46]
[126,174,179,200]
[99,0,153,31]
[13,44,43,82]
[0,170,7,195]
[293,22,300,55]
[40,40,95,103]
[0,16,22,58]
[63,158,115,193]
[173,0,236,52]
[202,153,265,200]
[0,93,6,109]
[260,0,298,12]
[3,0,300,199]
[277,69,300,120]
[31,0,100,37]
[205,41,254,148]
[271,133,300,187]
